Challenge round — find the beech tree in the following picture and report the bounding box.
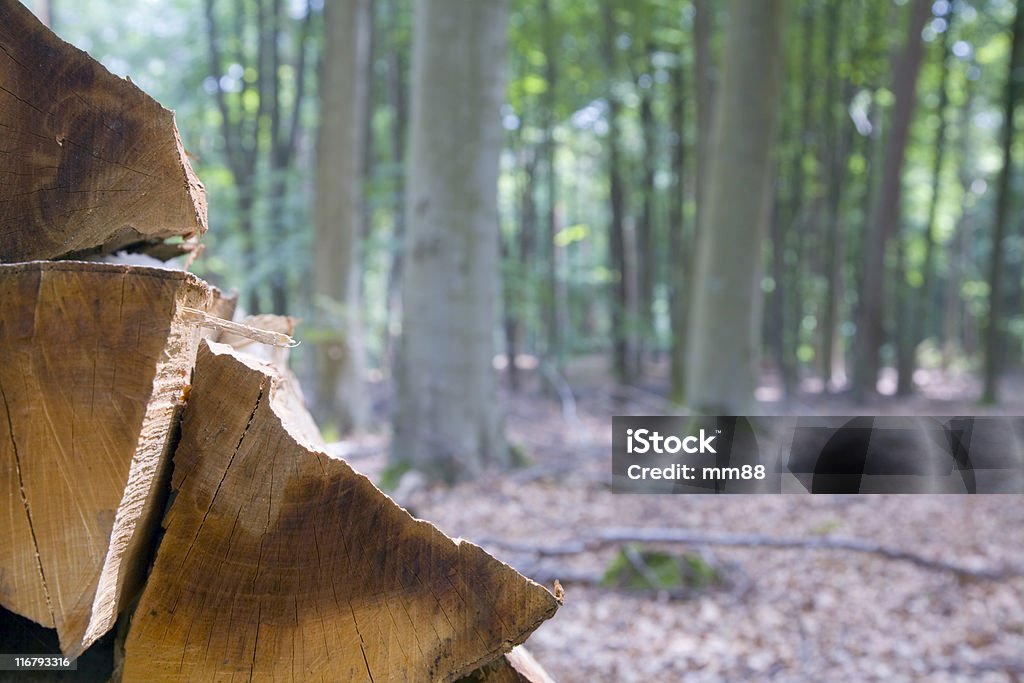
[392,0,510,481]
[313,0,372,433]
[685,0,785,414]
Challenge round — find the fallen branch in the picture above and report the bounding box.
[538,361,581,429]
[481,527,1022,581]
[930,657,1024,677]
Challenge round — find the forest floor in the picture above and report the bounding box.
[332,358,1024,682]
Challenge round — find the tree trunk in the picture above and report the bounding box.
[669,53,689,404]
[982,0,1024,403]
[266,0,289,315]
[540,0,564,370]
[636,49,658,374]
[602,2,634,386]
[393,0,510,481]
[853,0,930,401]
[684,0,714,398]
[384,0,409,364]
[820,0,853,391]
[896,5,952,397]
[685,0,784,414]
[313,0,371,434]
[915,8,954,367]
[943,81,978,369]
[769,197,792,395]
[511,143,540,391]
[361,0,377,240]
[782,4,819,396]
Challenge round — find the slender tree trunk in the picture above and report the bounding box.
[686,0,785,414]
[821,0,851,391]
[266,0,289,315]
[843,0,887,381]
[540,0,563,370]
[502,117,527,392]
[384,0,408,364]
[502,226,519,391]
[950,78,980,365]
[637,50,658,374]
[853,0,930,401]
[784,4,818,394]
[945,84,976,369]
[669,53,688,404]
[896,9,956,396]
[916,10,954,352]
[983,1,1024,403]
[608,93,631,384]
[361,0,377,242]
[894,230,915,394]
[769,194,791,395]
[393,0,509,481]
[313,0,372,433]
[602,2,633,385]
[204,0,261,313]
[511,143,539,390]
[238,190,260,314]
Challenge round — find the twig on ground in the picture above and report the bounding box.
[930,657,1024,677]
[538,362,581,430]
[480,527,1022,581]
[606,383,679,414]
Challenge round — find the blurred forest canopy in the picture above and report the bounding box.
[36,0,1024,427]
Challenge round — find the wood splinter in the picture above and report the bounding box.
[179,307,300,348]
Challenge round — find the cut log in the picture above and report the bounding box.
[460,646,558,683]
[0,0,207,262]
[0,261,212,656]
[123,341,559,681]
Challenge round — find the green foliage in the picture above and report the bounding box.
[378,460,413,492]
[508,442,533,468]
[601,545,721,594]
[812,519,843,535]
[50,0,1024,401]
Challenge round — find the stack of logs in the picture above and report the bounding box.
[0,2,559,680]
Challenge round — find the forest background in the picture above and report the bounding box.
[35,0,1024,459]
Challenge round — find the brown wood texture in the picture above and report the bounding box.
[0,0,207,262]
[0,262,212,656]
[460,646,558,683]
[123,341,559,682]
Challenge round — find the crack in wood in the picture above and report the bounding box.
[181,379,265,571]
[0,378,56,629]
